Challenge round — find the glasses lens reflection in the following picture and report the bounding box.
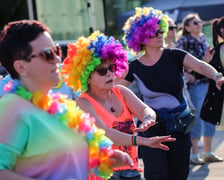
[30,44,61,62]
[95,64,117,76]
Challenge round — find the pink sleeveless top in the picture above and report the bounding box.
[81,86,139,180]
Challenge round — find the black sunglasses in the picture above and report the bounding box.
[95,64,117,76]
[169,26,177,30]
[193,21,202,26]
[151,29,164,38]
[29,44,61,61]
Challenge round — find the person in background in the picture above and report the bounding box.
[61,31,176,180]
[0,20,134,180]
[200,16,224,163]
[0,63,7,82]
[0,74,11,97]
[165,17,177,48]
[0,63,8,77]
[49,67,79,100]
[165,16,196,112]
[176,13,222,165]
[119,7,224,180]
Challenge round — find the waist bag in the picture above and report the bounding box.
[156,100,196,134]
[173,107,196,134]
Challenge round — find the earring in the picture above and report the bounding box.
[21,72,27,77]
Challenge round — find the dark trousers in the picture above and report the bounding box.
[139,127,191,180]
[109,169,142,180]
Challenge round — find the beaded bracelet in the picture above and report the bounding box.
[132,135,137,146]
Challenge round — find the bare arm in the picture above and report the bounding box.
[118,85,155,120]
[0,170,34,180]
[117,85,157,132]
[183,53,224,90]
[76,92,176,150]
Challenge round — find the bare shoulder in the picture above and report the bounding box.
[115,84,129,92]
[76,96,91,105]
[115,84,133,95]
[76,96,94,111]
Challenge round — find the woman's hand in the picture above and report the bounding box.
[215,76,224,90]
[204,47,215,63]
[184,72,195,84]
[140,135,176,151]
[110,149,134,168]
[134,120,157,132]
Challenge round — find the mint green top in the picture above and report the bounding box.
[0,94,88,180]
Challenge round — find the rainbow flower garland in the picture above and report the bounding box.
[122,7,169,53]
[4,80,114,179]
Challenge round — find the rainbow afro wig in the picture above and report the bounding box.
[122,7,169,53]
[62,31,128,92]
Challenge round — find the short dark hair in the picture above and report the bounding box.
[0,19,50,79]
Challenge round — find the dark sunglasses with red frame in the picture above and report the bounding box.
[29,44,61,61]
[95,63,117,76]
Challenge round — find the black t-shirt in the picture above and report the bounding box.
[125,48,187,103]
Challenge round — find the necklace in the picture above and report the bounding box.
[109,94,116,113]
[88,91,116,113]
[110,107,115,112]
[4,80,114,179]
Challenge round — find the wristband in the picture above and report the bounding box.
[214,72,223,81]
[132,135,137,146]
[143,114,154,121]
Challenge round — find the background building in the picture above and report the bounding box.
[1,0,224,47]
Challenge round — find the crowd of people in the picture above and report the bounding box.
[120,7,224,180]
[0,19,135,180]
[0,5,224,180]
[176,13,220,165]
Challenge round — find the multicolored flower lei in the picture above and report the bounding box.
[4,80,114,179]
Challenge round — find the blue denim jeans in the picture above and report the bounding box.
[188,82,215,138]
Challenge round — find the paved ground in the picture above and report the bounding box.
[138,129,224,180]
[188,129,224,180]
